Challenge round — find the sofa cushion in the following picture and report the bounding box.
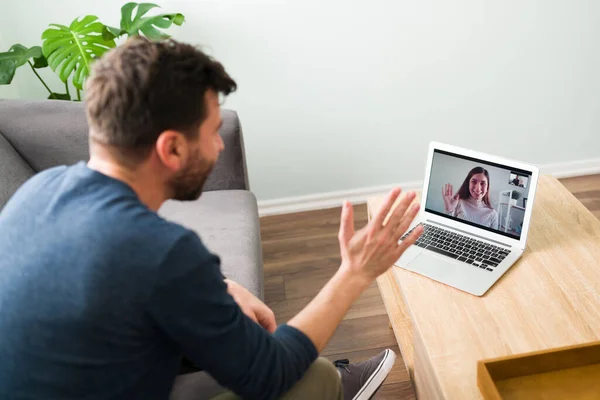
[159,190,264,299]
[0,133,35,210]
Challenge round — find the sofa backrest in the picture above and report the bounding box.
[0,99,248,209]
[0,99,90,173]
[0,132,35,209]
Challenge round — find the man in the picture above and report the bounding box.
[0,37,423,399]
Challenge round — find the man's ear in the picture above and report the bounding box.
[155,130,188,172]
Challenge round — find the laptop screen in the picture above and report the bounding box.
[425,149,533,240]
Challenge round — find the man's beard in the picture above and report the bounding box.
[170,149,215,201]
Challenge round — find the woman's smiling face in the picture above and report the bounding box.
[469,173,488,201]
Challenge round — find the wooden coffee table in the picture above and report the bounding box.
[367,175,600,399]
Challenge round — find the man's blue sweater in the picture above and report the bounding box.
[0,162,317,399]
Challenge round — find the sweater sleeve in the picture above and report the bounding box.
[452,200,465,219]
[147,231,318,400]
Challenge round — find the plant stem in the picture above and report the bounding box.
[76,88,81,101]
[65,81,70,98]
[27,61,52,96]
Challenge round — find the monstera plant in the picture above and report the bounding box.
[0,2,185,101]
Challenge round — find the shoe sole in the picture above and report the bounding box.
[352,349,397,400]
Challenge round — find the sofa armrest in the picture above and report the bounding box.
[203,109,249,192]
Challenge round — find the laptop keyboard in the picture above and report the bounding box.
[401,223,510,272]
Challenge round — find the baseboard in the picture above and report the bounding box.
[538,158,600,179]
[258,181,423,217]
[258,158,600,217]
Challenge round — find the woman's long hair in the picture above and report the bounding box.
[456,167,492,209]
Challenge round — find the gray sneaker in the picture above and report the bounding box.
[334,349,397,400]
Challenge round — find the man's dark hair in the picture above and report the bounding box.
[85,36,236,158]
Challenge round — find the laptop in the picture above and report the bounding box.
[397,141,540,296]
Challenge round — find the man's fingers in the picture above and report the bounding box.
[338,201,355,244]
[372,188,402,229]
[384,192,416,233]
[259,308,277,334]
[393,203,421,240]
[395,224,424,256]
[265,321,277,334]
[245,310,258,324]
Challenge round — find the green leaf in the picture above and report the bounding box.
[119,2,185,40]
[48,92,71,100]
[33,54,48,68]
[0,44,44,84]
[0,44,43,67]
[134,3,160,20]
[120,2,139,33]
[102,25,127,41]
[0,60,17,84]
[172,13,185,26]
[41,16,116,90]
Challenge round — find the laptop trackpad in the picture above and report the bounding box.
[405,252,456,281]
[396,246,423,267]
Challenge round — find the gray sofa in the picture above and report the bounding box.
[0,99,264,399]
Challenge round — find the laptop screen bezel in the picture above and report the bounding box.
[419,142,540,249]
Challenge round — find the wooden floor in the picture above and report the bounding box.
[260,175,600,399]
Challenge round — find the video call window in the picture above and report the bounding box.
[509,173,528,188]
[425,150,532,240]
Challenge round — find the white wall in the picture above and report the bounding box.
[2,0,600,202]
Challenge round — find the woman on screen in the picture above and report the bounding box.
[442,167,499,229]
